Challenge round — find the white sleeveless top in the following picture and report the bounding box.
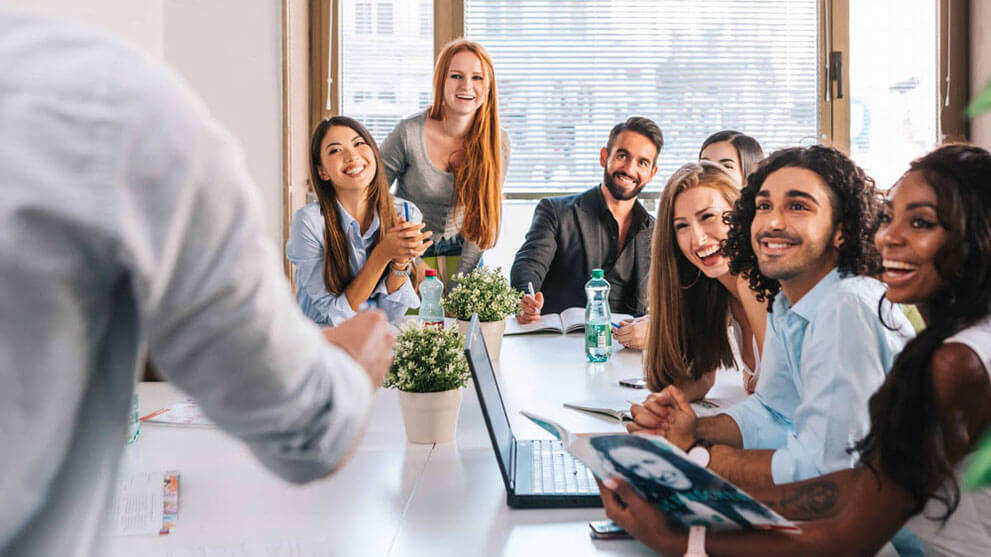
[728,315,761,393]
[905,315,991,556]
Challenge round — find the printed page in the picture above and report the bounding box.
[503,314,564,335]
[141,400,213,427]
[113,472,165,536]
[563,399,633,422]
[560,307,587,333]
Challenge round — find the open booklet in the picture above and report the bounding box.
[564,397,725,423]
[504,308,635,335]
[140,400,213,427]
[522,411,799,533]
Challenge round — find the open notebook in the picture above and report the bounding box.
[504,308,634,335]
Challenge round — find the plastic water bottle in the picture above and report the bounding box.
[585,268,612,362]
[418,269,444,328]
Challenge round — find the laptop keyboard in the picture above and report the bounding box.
[530,439,596,494]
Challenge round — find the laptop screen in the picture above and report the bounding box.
[463,315,515,489]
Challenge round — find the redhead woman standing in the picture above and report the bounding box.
[381,39,509,287]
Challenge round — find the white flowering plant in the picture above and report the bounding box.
[384,323,470,393]
[443,266,522,322]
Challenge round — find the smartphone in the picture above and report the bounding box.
[588,520,632,540]
[619,377,646,389]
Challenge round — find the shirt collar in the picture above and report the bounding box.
[593,184,650,231]
[335,200,380,241]
[772,267,841,322]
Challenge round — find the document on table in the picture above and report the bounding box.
[113,471,179,536]
[134,539,331,556]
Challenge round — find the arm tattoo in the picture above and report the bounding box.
[765,481,840,520]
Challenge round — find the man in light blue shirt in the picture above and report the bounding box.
[630,146,914,487]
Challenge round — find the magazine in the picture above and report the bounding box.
[521,411,800,533]
[504,308,635,335]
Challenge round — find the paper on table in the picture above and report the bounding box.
[133,538,331,557]
[113,471,178,536]
[141,400,213,427]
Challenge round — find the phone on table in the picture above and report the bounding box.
[588,520,632,540]
[619,376,646,389]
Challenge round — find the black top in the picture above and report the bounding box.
[510,185,654,315]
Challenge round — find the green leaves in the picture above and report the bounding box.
[443,266,522,322]
[384,323,470,393]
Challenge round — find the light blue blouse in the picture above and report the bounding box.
[722,269,916,484]
[287,198,422,326]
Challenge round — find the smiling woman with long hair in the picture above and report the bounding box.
[286,116,433,326]
[381,39,509,287]
[597,144,991,556]
[645,161,768,399]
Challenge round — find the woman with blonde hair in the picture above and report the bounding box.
[381,39,509,286]
[643,161,769,399]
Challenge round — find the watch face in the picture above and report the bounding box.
[687,445,710,468]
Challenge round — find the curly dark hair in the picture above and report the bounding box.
[723,145,882,309]
[856,144,991,522]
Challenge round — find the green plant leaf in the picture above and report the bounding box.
[966,79,991,119]
[442,266,523,322]
[384,322,471,393]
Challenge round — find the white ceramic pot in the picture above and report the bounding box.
[456,318,506,360]
[398,388,463,444]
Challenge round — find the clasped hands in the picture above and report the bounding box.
[626,385,699,452]
[378,219,433,268]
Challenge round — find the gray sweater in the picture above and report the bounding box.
[381,110,510,279]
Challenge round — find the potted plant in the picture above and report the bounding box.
[386,322,471,444]
[444,266,521,359]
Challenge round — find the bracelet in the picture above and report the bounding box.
[390,260,411,277]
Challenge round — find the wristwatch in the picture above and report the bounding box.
[684,525,708,557]
[390,260,412,277]
[686,439,713,468]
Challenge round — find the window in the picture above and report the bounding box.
[420,1,432,39]
[340,1,434,141]
[465,0,820,194]
[849,0,939,189]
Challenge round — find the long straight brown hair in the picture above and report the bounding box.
[309,116,398,294]
[428,39,502,249]
[644,161,742,391]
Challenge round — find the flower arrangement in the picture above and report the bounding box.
[443,266,522,322]
[384,323,470,393]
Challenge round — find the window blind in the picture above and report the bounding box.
[465,0,820,194]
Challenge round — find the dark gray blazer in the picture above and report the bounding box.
[510,186,654,315]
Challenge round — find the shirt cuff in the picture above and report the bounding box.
[722,397,770,449]
[771,448,798,484]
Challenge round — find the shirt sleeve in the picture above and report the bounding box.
[721,393,790,450]
[380,120,408,187]
[769,292,888,483]
[117,61,371,484]
[510,198,560,292]
[285,207,359,325]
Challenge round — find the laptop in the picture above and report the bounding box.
[463,314,601,508]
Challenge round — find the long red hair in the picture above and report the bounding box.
[428,39,503,249]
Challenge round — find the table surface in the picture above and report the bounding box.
[110,332,748,557]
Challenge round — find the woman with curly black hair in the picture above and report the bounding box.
[609,144,991,556]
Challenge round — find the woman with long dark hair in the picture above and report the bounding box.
[597,144,991,556]
[699,130,764,186]
[381,39,509,288]
[287,116,433,325]
[641,161,768,399]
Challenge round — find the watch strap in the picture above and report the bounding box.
[684,525,707,557]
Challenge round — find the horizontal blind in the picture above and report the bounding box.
[466,0,820,193]
[341,1,435,141]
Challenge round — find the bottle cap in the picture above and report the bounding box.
[591,269,604,279]
[425,269,437,277]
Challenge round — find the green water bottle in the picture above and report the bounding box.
[585,269,611,362]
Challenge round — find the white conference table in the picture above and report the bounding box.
[110,332,748,557]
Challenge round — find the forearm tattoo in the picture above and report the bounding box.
[765,481,840,520]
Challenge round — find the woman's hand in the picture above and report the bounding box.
[596,477,678,553]
[377,221,433,265]
[613,317,647,350]
[627,386,698,451]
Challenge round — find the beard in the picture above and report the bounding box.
[603,170,646,201]
[753,230,832,282]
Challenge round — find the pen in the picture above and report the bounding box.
[527,282,535,298]
[403,202,410,222]
[612,322,621,328]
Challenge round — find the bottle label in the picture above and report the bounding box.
[585,323,611,349]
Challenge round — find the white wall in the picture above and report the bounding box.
[3,0,285,249]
